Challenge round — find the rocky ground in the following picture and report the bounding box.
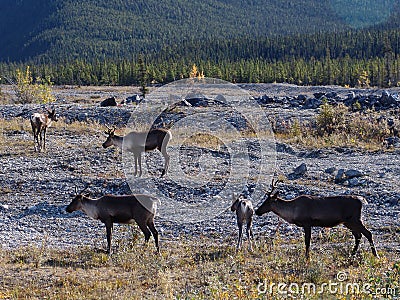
[0,83,399,254]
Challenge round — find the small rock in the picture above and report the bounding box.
[345,169,364,178]
[347,178,360,186]
[293,163,307,176]
[324,167,336,174]
[0,204,9,210]
[335,169,345,183]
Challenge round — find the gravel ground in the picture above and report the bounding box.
[0,83,399,253]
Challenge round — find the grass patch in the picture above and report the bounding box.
[272,104,399,150]
[0,235,398,299]
[0,117,104,154]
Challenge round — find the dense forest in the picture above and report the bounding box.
[0,0,399,87]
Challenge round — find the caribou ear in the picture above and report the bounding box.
[232,193,237,203]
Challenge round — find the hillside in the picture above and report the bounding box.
[1,0,398,62]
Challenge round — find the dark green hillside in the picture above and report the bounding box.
[0,0,354,62]
[1,0,399,87]
[0,0,58,60]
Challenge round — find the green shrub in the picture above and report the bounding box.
[316,101,347,136]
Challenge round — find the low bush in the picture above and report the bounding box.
[12,66,55,104]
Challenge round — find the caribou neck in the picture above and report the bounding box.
[271,198,296,224]
[112,135,124,149]
[80,196,100,220]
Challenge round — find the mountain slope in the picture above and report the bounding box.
[0,0,398,62]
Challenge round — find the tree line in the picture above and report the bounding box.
[1,28,399,87]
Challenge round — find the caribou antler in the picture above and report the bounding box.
[75,184,90,195]
[104,124,116,135]
[265,178,282,197]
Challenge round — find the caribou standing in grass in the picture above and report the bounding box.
[231,193,254,251]
[102,126,171,177]
[66,187,160,254]
[30,108,58,152]
[255,180,378,259]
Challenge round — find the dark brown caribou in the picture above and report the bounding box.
[66,188,160,254]
[255,180,378,259]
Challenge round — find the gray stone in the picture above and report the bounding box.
[325,91,338,98]
[335,169,345,183]
[345,169,364,178]
[293,163,307,176]
[313,92,325,99]
[347,178,360,186]
[324,167,336,174]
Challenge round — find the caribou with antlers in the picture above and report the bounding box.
[255,179,378,259]
[30,108,58,152]
[102,126,172,177]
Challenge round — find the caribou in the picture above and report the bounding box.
[102,126,172,177]
[30,108,58,152]
[66,187,160,254]
[255,180,378,259]
[231,193,254,251]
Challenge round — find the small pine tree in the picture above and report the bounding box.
[138,55,148,98]
[316,101,347,135]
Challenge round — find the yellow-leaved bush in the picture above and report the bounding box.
[14,66,55,104]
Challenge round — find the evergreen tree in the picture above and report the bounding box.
[138,54,148,98]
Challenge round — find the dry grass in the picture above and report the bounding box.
[0,117,103,153]
[0,232,398,299]
[273,106,398,151]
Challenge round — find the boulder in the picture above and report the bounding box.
[313,92,325,99]
[100,97,117,107]
[385,136,400,148]
[325,91,338,98]
[297,94,307,101]
[303,98,322,109]
[379,91,397,107]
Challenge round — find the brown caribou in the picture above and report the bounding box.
[102,126,171,177]
[255,180,378,259]
[30,108,58,152]
[66,188,160,254]
[231,193,254,251]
